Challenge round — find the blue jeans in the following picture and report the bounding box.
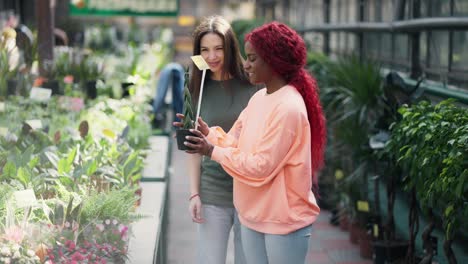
[152,62,184,122]
[241,224,312,264]
[197,204,246,264]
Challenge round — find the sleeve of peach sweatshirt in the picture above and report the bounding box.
[210,106,303,187]
[205,109,245,148]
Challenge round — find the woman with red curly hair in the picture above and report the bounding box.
[183,21,326,263]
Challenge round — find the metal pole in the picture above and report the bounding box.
[410,0,421,79]
[36,0,55,77]
[323,0,330,55]
[358,0,365,61]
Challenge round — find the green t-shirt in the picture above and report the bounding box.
[196,77,256,207]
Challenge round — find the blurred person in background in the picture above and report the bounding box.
[182,21,326,264]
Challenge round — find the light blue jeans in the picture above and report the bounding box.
[152,62,184,122]
[241,224,312,264]
[197,204,246,264]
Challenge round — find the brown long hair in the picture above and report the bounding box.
[189,15,247,101]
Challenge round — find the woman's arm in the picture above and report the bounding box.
[188,154,203,223]
[212,110,301,182]
[187,106,306,187]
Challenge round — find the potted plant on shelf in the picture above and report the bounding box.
[175,70,196,150]
[389,100,468,264]
[0,48,19,97]
[79,56,103,99]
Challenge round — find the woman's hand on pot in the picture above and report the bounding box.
[172,113,185,128]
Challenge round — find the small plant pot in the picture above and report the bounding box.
[86,80,97,99]
[358,229,373,259]
[43,80,62,95]
[349,220,361,244]
[176,129,197,150]
[121,82,134,98]
[372,240,409,264]
[7,79,17,96]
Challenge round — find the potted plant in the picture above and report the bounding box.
[78,56,103,99]
[0,49,19,97]
[175,71,196,150]
[389,100,468,264]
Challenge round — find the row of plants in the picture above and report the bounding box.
[0,96,152,263]
[308,53,468,263]
[1,23,173,103]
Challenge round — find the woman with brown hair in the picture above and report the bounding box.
[186,15,255,264]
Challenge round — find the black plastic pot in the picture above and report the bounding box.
[43,80,62,95]
[121,82,134,98]
[7,79,17,96]
[176,129,197,150]
[373,240,409,264]
[86,80,97,99]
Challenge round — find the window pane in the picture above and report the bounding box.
[429,0,451,17]
[305,33,324,53]
[348,0,358,22]
[452,31,468,71]
[346,33,357,54]
[454,0,468,15]
[364,33,379,59]
[381,33,392,60]
[331,0,340,23]
[330,32,340,53]
[429,31,449,68]
[394,34,409,62]
[420,31,428,67]
[381,0,394,22]
[367,0,376,22]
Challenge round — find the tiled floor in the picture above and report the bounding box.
[306,211,372,264]
[166,142,372,264]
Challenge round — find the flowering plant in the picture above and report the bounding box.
[1,226,41,264]
[0,241,41,264]
[45,219,130,263]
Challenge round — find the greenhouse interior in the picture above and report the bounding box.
[0,0,467,263]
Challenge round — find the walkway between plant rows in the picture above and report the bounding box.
[166,141,372,264]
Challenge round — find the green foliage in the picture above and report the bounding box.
[79,56,103,81]
[321,56,387,212]
[387,99,468,240]
[231,19,265,57]
[79,186,140,225]
[0,49,19,96]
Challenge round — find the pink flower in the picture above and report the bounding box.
[95,224,105,232]
[3,226,24,243]
[64,75,74,84]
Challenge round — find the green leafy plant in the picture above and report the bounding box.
[0,49,19,96]
[321,56,387,228]
[387,99,468,264]
[182,69,194,129]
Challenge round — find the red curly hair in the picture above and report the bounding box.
[245,22,326,194]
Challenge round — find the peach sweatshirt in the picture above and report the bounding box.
[207,85,320,235]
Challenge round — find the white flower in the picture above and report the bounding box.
[0,247,11,256]
[3,257,11,264]
[105,219,111,225]
[12,251,21,259]
[112,219,118,225]
[10,244,20,252]
[26,249,35,257]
